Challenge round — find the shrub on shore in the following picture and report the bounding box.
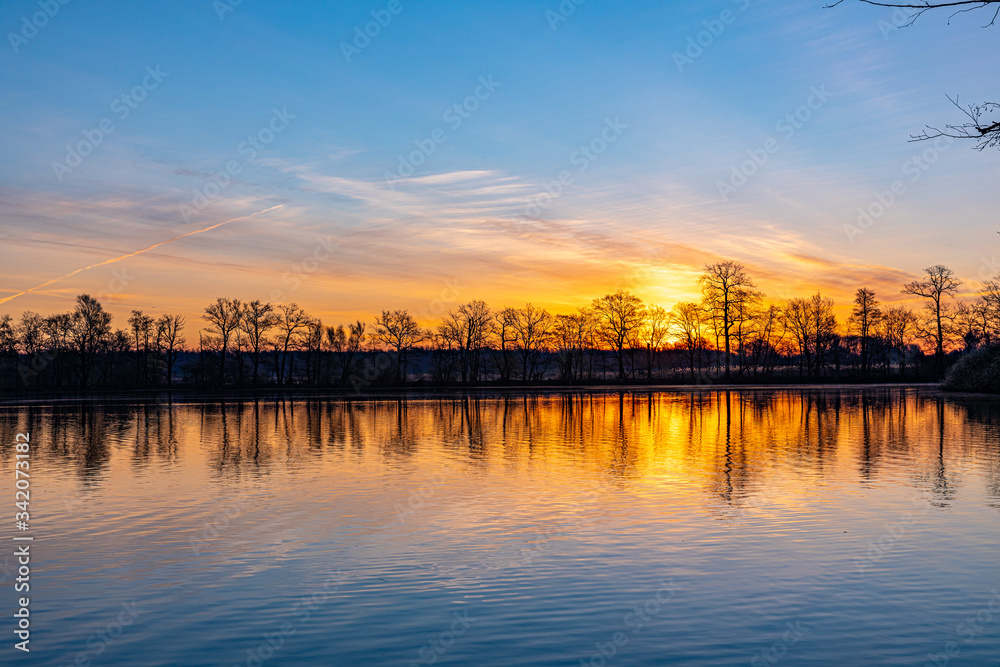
[942,346,1000,393]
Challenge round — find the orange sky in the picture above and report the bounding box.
[0,195,981,338]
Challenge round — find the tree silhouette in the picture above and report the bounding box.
[593,290,646,380]
[439,301,492,383]
[202,297,242,385]
[326,320,366,384]
[700,262,756,378]
[4,258,997,391]
[641,305,670,380]
[881,304,918,377]
[671,302,709,381]
[903,264,961,375]
[979,276,1000,343]
[784,293,838,378]
[155,314,185,387]
[507,303,553,381]
[128,310,154,385]
[849,287,882,378]
[69,295,112,388]
[239,300,277,386]
[374,309,424,382]
[274,303,313,385]
[492,308,518,382]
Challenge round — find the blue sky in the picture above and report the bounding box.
[1,0,998,326]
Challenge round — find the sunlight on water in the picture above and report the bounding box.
[1,387,999,666]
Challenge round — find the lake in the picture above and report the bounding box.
[2,387,999,666]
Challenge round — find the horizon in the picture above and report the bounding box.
[0,264,979,346]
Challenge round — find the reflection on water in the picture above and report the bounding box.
[2,388,999,666]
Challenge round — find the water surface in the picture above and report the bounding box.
[2,387,999,666]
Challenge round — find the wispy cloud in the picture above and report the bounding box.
[0,206,282,306]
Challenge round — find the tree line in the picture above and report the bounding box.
[3,261,998,391]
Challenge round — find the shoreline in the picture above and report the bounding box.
[1,381,985,406]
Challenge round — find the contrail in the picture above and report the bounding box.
[0,205,283,306]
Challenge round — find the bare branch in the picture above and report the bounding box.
[829,1,1000,150]
[910,97,1000,150]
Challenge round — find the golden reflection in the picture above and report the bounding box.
[2,389,999,511]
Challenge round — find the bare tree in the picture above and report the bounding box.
[553,308,597,383]
[731,287,765,376]
[700,261,756,378]
[373,309,424,382]
[438,301,492,383]
[0,315,16,385]
[14,311,47,386]
[553,314,578,383]
[155,314,185,387]
[671,302,709,381]
[303,318,324,384]
[327,320,366,384]
[954,300,989,351]
[881,304,918,377]
[507,303,553,381]
[592,290,646,381]
[202,297,242,385]
[128,310,154,385]
[41,313,72,387]
[491,308,519,382]
[641,305,671,380]
[105,328,132,384]
[239,300,277,385]
[829,0,1000,149]
[274,303,313,385]
[69,295,112,388]
[902,264,961,374]
[745,304,786,378]
[849,287,882,378]
[913,98,1000,151]
[979,275,1000,343]
[784,293,838,378]
[15,312,46,360]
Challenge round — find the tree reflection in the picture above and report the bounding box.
[2,389,998,514]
